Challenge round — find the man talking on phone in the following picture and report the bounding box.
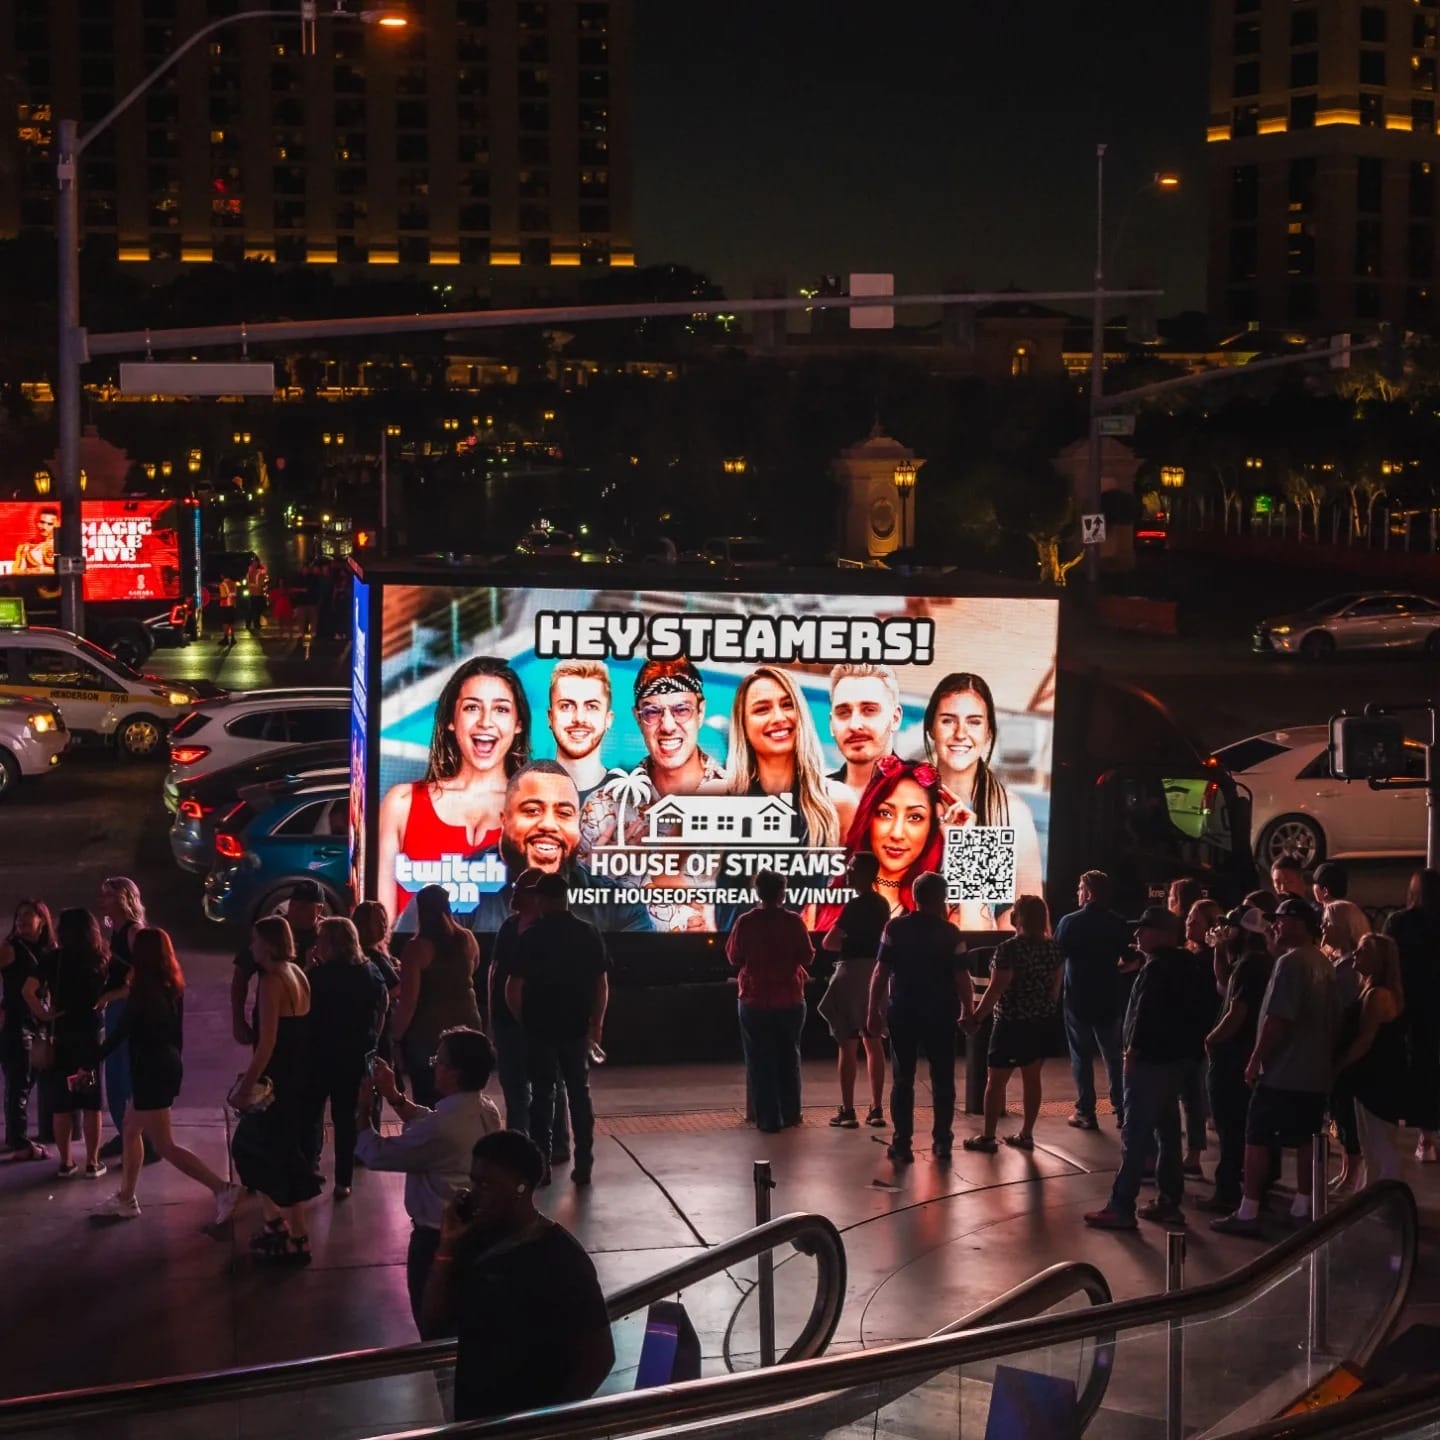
[355,1026,502,1334]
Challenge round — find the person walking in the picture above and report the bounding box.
[1084,907,1201,1231]
[89,928,241,1224]
[1336,933,1407,1188]
[1,899,54,1160]
[1211,897,1342,1238]
[963,895,1065,1154]
[1385,870,1440,1163]
[230,916,321,1265]
[817,853,890,1130]
[97,877,147,1163]
[1054,870,1131,1131]
[726,869,813,1137]
[394,885,483,1109]
[422,1130,614,1422]
[867,871,973,1164]
[307,917,389,1199]
[232,881,323,1047]
[217,572,238,646]
[507,873,611,1183]
[355,1028,502,1333]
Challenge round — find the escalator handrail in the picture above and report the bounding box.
[364,1180,1416,1440]
[0,1210,844,1432]
[1222,1374,1440,1440]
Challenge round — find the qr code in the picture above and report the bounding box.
[943,826,1016,905]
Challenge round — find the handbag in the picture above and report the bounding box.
[227,1073,275,1114]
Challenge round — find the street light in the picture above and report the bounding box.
[893,459,918,549]
[1085,148,1180,583]
[54,1,409,634]
[1160,466,1186,489]
[722,456,748,476]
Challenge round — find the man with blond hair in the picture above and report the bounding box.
[827,663,902,809]
[548,659,614,804]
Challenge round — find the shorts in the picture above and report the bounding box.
[817,959,877,1042]
[988,1017,1049,1070]
[1245,1085,1327,1149]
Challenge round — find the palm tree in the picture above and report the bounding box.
[600,764,654,843]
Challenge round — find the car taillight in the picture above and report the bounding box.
[214,832,245,860]
[1202,780,1220,814]
[178,798,213,819]
[170,745,211,766]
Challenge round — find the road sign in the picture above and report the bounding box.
[1095,414,1135,437]
[118,361,276,397]
[1081,514,1107,545]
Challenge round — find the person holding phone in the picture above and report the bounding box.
[422,1130,613,1420]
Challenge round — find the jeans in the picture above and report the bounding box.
[1208,1063,1251,1206]
[1109,1059,1186,1217]
[888,1012,957,1148]
[313,1067,364,1187]
[737,1003,805,1132]
[104,999,132,1137]
[1,1030,33,1147]
[1063,1004,1123,1119]
[407,1225,446,1337]
[494,1014,570,1153]
[1180,1056,1209,1154]
[527,1034,595,1172]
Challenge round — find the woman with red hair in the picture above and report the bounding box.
[837,757,946,920]
[88,927,239,1226]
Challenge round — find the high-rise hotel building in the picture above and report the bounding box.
[1208,0,1440,334]
[0,0,633,276]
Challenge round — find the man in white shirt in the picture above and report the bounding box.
[356,1026,502,1334]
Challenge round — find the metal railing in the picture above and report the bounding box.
[352,1181,1416,1440]
[0,1210,845,1433]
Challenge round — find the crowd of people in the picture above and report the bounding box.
[208,556,353,649]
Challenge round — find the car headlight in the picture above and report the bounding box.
[168,691,192,707]
[1271,625,1290,635]
[28,712,54,733]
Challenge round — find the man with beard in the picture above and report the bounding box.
[827,664,902,825]
[469,761,653,935]
[547,660,614,805]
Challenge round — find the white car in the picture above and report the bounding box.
[164,687,350,810]
[1214,725,1428,869]
[0,695,68,799]
[0,626,202,759]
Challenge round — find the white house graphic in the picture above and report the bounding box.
[643,794,800,846]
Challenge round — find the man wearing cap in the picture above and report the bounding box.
[230,879,324,1046]
[1084,906,1204,1231]
[1201,905,1276,1214]
[1212,896,1341,1237]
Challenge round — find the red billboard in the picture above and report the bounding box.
[0,500,182,602]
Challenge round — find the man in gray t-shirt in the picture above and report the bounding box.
[1212,898,1341,1239]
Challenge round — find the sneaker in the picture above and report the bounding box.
[865,1107,887,1128]
[1068,1113,1099,1131]
[1209,1212,1264,1238]
[213,1184,241,1226]
[56,1163,78,1179]
[933,1140,952,1161]
[1083,1207,1138,1231]
[85,1162,108,1180]
[1003,1133,1035,1152]
[829,1107,859,1129]
[96,1192,141,1219]
[886,1141,914,1164]
[1138,1199,1186,1225]
[962,1135,999,1154]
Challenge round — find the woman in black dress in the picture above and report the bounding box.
[231,916,320,1265]
[1,899,54,1160]
[1337,933,1408,1187]
[89,928,241,1225]
[30,909,108,1179]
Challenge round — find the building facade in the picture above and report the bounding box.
[1208,0,1440,335]
[0,0,633,277]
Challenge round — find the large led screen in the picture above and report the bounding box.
[373,584,1058,935]
[0,499,182,603]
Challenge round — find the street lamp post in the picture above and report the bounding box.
[54,2,407,635]
[893,459,918,550]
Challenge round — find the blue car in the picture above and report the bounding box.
[203,778,350,926]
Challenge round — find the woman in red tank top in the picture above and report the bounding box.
[376,657,532,922]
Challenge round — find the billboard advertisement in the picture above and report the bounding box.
[371,583,1058,935]
[0,500,182,603]
[349,576,371,908]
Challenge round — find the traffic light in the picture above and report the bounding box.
[1330,713,1407,779]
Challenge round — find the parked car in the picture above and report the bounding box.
[0,694,68,799]
[164,687,350,807]
[203,778,350,925]
[699,536,780,571]
[1253,591,1440,659]
[0,625,205,758]
[1213,725,1427,868]
[169,739,348,873]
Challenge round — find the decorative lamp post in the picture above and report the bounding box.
[893,459,918,549]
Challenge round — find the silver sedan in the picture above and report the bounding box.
[1253,591,1440,660]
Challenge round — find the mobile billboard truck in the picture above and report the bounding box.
[348,563,1253,1048]
[0,499,202,665]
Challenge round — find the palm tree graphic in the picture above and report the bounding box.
[600,764,654,844]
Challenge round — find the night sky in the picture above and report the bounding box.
[634,1,1209,313]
